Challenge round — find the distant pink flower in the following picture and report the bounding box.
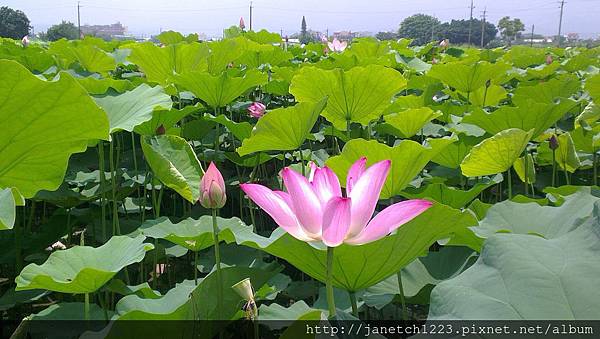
[546,54,553,65]
[327,38,347,52]
[240,17,246,30]
[248,102,266,118]
[21,35,29,47]
[321,35,328,43]
[200,162,226,209]
[439,39,449,49]
[240,158,432,247]
[432,57,439,65]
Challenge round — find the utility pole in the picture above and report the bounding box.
[530,24,535,47]
[249,1,253,31]
[468,0,475,45]
[557,0,565,47]
[480,7,487,48]
[77,1,81,39]
[431,14,436,41]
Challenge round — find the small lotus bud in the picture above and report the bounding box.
[232,278,255,301]
[485,79,491,88]
[156,124,166,135]
[549,134,559,150]
[199,162,226,209]
[439,39,449,49]
[546,55,553,65]
[21,35,29,47]
[248,102,266,118]
[239,17,246,30]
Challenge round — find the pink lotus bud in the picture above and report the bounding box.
[432,57,438,64]
[240,17,246,30]
[327,38,347,52]
[248,102,266,118]
[439,39,449,49]
[546,55,553,65]
[156,124,166,135]
[21,35,29,47]
[549,135,559,150]
[321,35,328,43]
[200,162,226,209]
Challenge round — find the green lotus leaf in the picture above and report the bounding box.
[431,134,481,169]
[206,37,252,74]
[472,188,599,239]
[555,132,582,173]
[290,65,406,130]
[460,128,534,177]
[0,60,109,198]
[237,99,327,156]
[429,210,600,320]
[15,235,153,294]
[173,69,267,108]
[28,302,110,321]
[0,42,55,72]
[141,135,204,203]
[75,76,133,95]
[221,202,477,291]
[500,46,547,68]
[95,83,173,133]
[382,107,442,138]
[138,216,248,251]
[513,153,536,184]
[427,61,511,93]
[156,30,186,45]
[49,40,116,74]
[575,102,600,129]
[203,114,253,141]
[571,123,600,154]
[512,74,580,105]
[236,45,292,68]
[586,73,600,105]
[244,29,283,44]
[0,188,16,230]
[326,137,456,199]
[399,175,501,209]
[134,104,202,136]
[128,42,209,85]
[105,279,161,299]
[462,100,576,138]
[259,300,322,321]
[463,84,507,107]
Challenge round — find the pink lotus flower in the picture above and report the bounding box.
[248,102,266,118]
[546,54,553,65]
[439,39,449,49]
[327,38,347,52]
[21,35,29,47]
[240,158,432,246]
[240,17,246,30]
[200,162,226,209]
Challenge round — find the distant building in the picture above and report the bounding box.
[81,22,126,39]
[567,32,580,42]
[333,30,357,40]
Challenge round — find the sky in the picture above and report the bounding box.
[4,0,600,39]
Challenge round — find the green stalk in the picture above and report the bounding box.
[552,149,557,187]
[84,293,90,321]
[98,142,107,242]
[66,208,72,245]
[131,132,142,217]
[152,238,158,289]
[212,209,224,319]
[349,291,358,317]
[15,207,22,273]
[594,150,598,186]
[109,139,120,235]
[524,154,529,196]
[214,107,220,154]
[25,201,35,233]
[397,271,408,320]
[346,119,351,140]
[194,250,199,284]
[326,246,336,318]
[299,149,306,177]
[564,168,570,185]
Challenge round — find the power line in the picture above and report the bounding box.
[557,0,566,46]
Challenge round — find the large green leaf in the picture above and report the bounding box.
[173,69,267,108]
[290,65,406,129]
[221,203,477,291]
[326,137,456,199]
[237,99,327,156]
[0,60,109,198]
[141,135,204,203]
[0,188,16,230]
[15,235,153,294]
[127,42,209,85]
[94,83,173,133]
[138,216,247,251]
[382,107,442,138]
[203,114,253,141]
[462,99,576,138]
[134,104,202,136]
[431,135,481,169]
[49,40,116,74]
[460,128,534,177]
[473,188,599,239]
[427,61,510,93]
[586,73,600,105]
[513,74,581,105]
[429,210,600,320]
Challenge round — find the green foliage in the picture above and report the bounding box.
[46,21,79,41]
[0,6,30,39]
[398,14,440,46]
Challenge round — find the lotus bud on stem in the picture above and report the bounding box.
[232,278,258,320]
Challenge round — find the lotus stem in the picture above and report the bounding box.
[131,132,142,216]
[349,291,358,317]
[507,169,512,199]
[25,201,35,233]
[214,107,220,154]
[524,154,529,196]
[66,208,72,245]
[84,293,90,321]
[109,138,120,235]
[212,208,224,319]
[594,150,598,186]
[564,168,570,185]
[15,208,22,273]
[326,246,336,318]
[552,149,557,187]
[346,119,351,140]
[299,149,306,177]
[194,250,199,284]
[98,142,107,241]
[152,238,158,289]
[397,271,408,320]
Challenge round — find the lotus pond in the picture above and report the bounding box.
[1,29,600,337]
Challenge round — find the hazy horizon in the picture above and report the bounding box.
[4,0,599,39]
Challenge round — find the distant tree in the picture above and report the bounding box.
[498,16,525,45]
[375,31,398,41]
[437,19,498,46]
[300,16,311,44]
[46,21,78,41]
[398,14,440,45]
[0,6,30,39]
